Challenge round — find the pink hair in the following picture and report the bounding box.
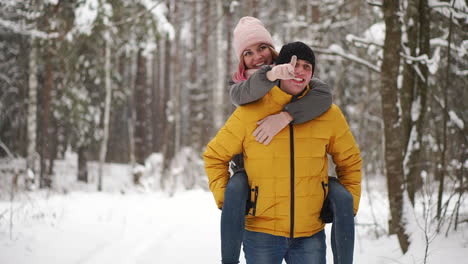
[232,62,247,83]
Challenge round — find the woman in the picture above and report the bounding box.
[219,16,355,264]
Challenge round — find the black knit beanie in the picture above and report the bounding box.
[275,42,315,74]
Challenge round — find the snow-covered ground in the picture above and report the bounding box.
[0,158,467,264]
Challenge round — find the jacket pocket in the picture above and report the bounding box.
[249,186,259,216]
[320,180,333,223]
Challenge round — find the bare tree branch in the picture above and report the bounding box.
[0,140,14,158]
[0,18,59,39]
[367,0,383,7]
[430,2,468,14]
[312,45,381,73]
[112,1,163,26]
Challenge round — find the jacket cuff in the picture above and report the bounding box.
[256,65,277,84]
[282,106,296,123]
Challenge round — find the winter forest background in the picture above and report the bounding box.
[0,0,467,263]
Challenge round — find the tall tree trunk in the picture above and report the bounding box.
[163,34,172,158]
[381,0,410,253]
[26,38,38,190]
[134,48,148,166]
[278,0,289,43]
[128,51,137,166]
[311,1,320,23]
[242,0,257,16]
[48,116,57,176]
[200,0,212,146]
[151,48,160,153]
[405,0,430,205]
[250,0,259,17]
[401,0,418,153]
[437,2,454,220]
[401,0,418,204]
[145,47,154,152]
[77,146,88,182]
[98,32,112,191]
[39,49,53,189]
[107,55,129,163]
[188,0,203,151]
[224,1,235,118]
[173,0,181,155]
[189,0,212,152]
[213,0,224,130]
[161,0,174,189]
[156,37,167,153]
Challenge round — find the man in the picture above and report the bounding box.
[204,42,362,264]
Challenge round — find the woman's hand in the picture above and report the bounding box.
[266,55,297,81]
[253,111,293,145]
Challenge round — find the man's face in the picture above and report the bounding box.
[279,59,313,95]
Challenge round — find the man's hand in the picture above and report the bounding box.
[266,55,297,81]
[253,112,293,145]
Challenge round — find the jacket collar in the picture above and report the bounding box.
[270,84,311,105]
[269,86,292,106]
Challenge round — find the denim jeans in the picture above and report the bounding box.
[221,171,249,264]
[221,173,354,264]
[243,230,326,264]
[327,177,355,264]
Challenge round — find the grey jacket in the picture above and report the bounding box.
[229,65,332,124]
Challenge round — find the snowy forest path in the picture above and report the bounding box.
[74,225,172,264]
[69,190,220,264]
[1,188,466,264]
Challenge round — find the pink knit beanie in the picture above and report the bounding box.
[233,16,274,60]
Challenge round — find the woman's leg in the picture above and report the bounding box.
[328,177,355,264]
[221,171,250,264]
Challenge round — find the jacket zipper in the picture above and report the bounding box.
[289,123,295,239]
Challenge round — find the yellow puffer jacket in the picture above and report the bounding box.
[204,85,362,238]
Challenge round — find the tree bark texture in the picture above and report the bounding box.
[381,0,410,253]
[172,0,181,155]
[405,0,430,204]
[224,1,235,118]
[161,0,175,188]
[437,2,454,220]
[39,49,53,189]
[189,0,201,151]
[98,33,112,191]
[26,39,38,189]
[77,146,88,182]
[134,48,149,165]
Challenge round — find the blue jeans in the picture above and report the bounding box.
[243,230,326,264]
[327,177,355,264]
[221,171,250,264]
[221,174,354,264]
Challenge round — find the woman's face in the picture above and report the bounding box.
[242,43,273,70]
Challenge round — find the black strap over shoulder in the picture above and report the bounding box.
[230,153,245,174]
